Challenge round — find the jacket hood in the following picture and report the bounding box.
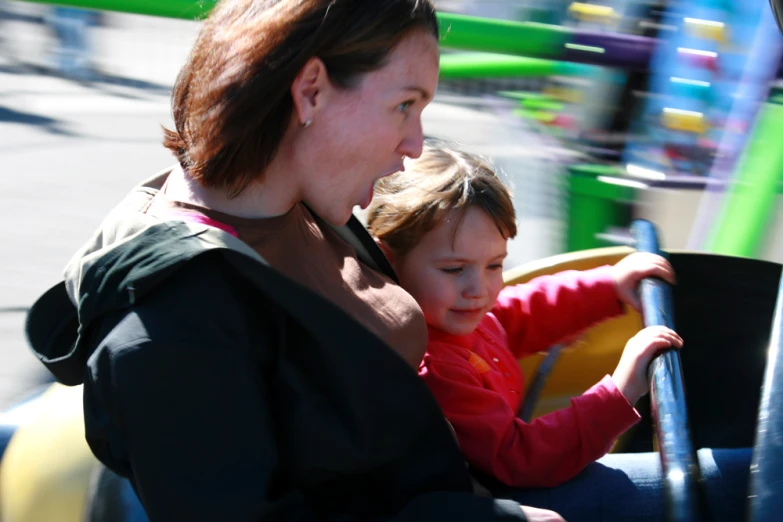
[25,168,264,385]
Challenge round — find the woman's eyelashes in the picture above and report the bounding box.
[396,100,414,114]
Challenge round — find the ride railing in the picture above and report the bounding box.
[632,220,704,521]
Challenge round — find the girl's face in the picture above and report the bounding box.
[394,206,509,336]
[293,30,440,226]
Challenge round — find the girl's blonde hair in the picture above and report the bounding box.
[367,143,517,259]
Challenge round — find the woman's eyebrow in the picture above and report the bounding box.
[402,85,432,101]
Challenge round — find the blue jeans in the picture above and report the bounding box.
[491,448,752,522]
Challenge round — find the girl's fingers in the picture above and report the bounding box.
[636,327,683,349]
[642,262,675,283]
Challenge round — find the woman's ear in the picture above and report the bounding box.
[290,57,329,126]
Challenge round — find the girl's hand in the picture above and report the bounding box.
[612,325,683,405]
[612,252,676,311]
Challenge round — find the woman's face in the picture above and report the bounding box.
[294,30,440,225]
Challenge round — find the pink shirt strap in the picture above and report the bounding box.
[165,210,239,238]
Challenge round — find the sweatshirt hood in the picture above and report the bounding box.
[25,168,260,385]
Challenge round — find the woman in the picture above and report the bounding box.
[25,0,560,520]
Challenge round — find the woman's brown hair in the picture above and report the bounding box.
[163,0,439,197]
[367,143,518,259]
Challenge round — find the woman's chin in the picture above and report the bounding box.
[303,200,353,226]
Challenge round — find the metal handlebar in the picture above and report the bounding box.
[631,219,704,522]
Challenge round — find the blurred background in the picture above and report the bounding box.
[2,0,783,409]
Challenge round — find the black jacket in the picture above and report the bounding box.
[26,170,529,521]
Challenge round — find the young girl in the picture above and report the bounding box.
[366,143,683,490]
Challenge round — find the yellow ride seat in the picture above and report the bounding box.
[0,383,97,522]
[503,246,642,418]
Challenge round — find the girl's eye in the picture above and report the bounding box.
[488,264,504,271]
[397,100,413,113]
[440,267,463,274]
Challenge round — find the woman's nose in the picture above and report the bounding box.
[397,116,424,159]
